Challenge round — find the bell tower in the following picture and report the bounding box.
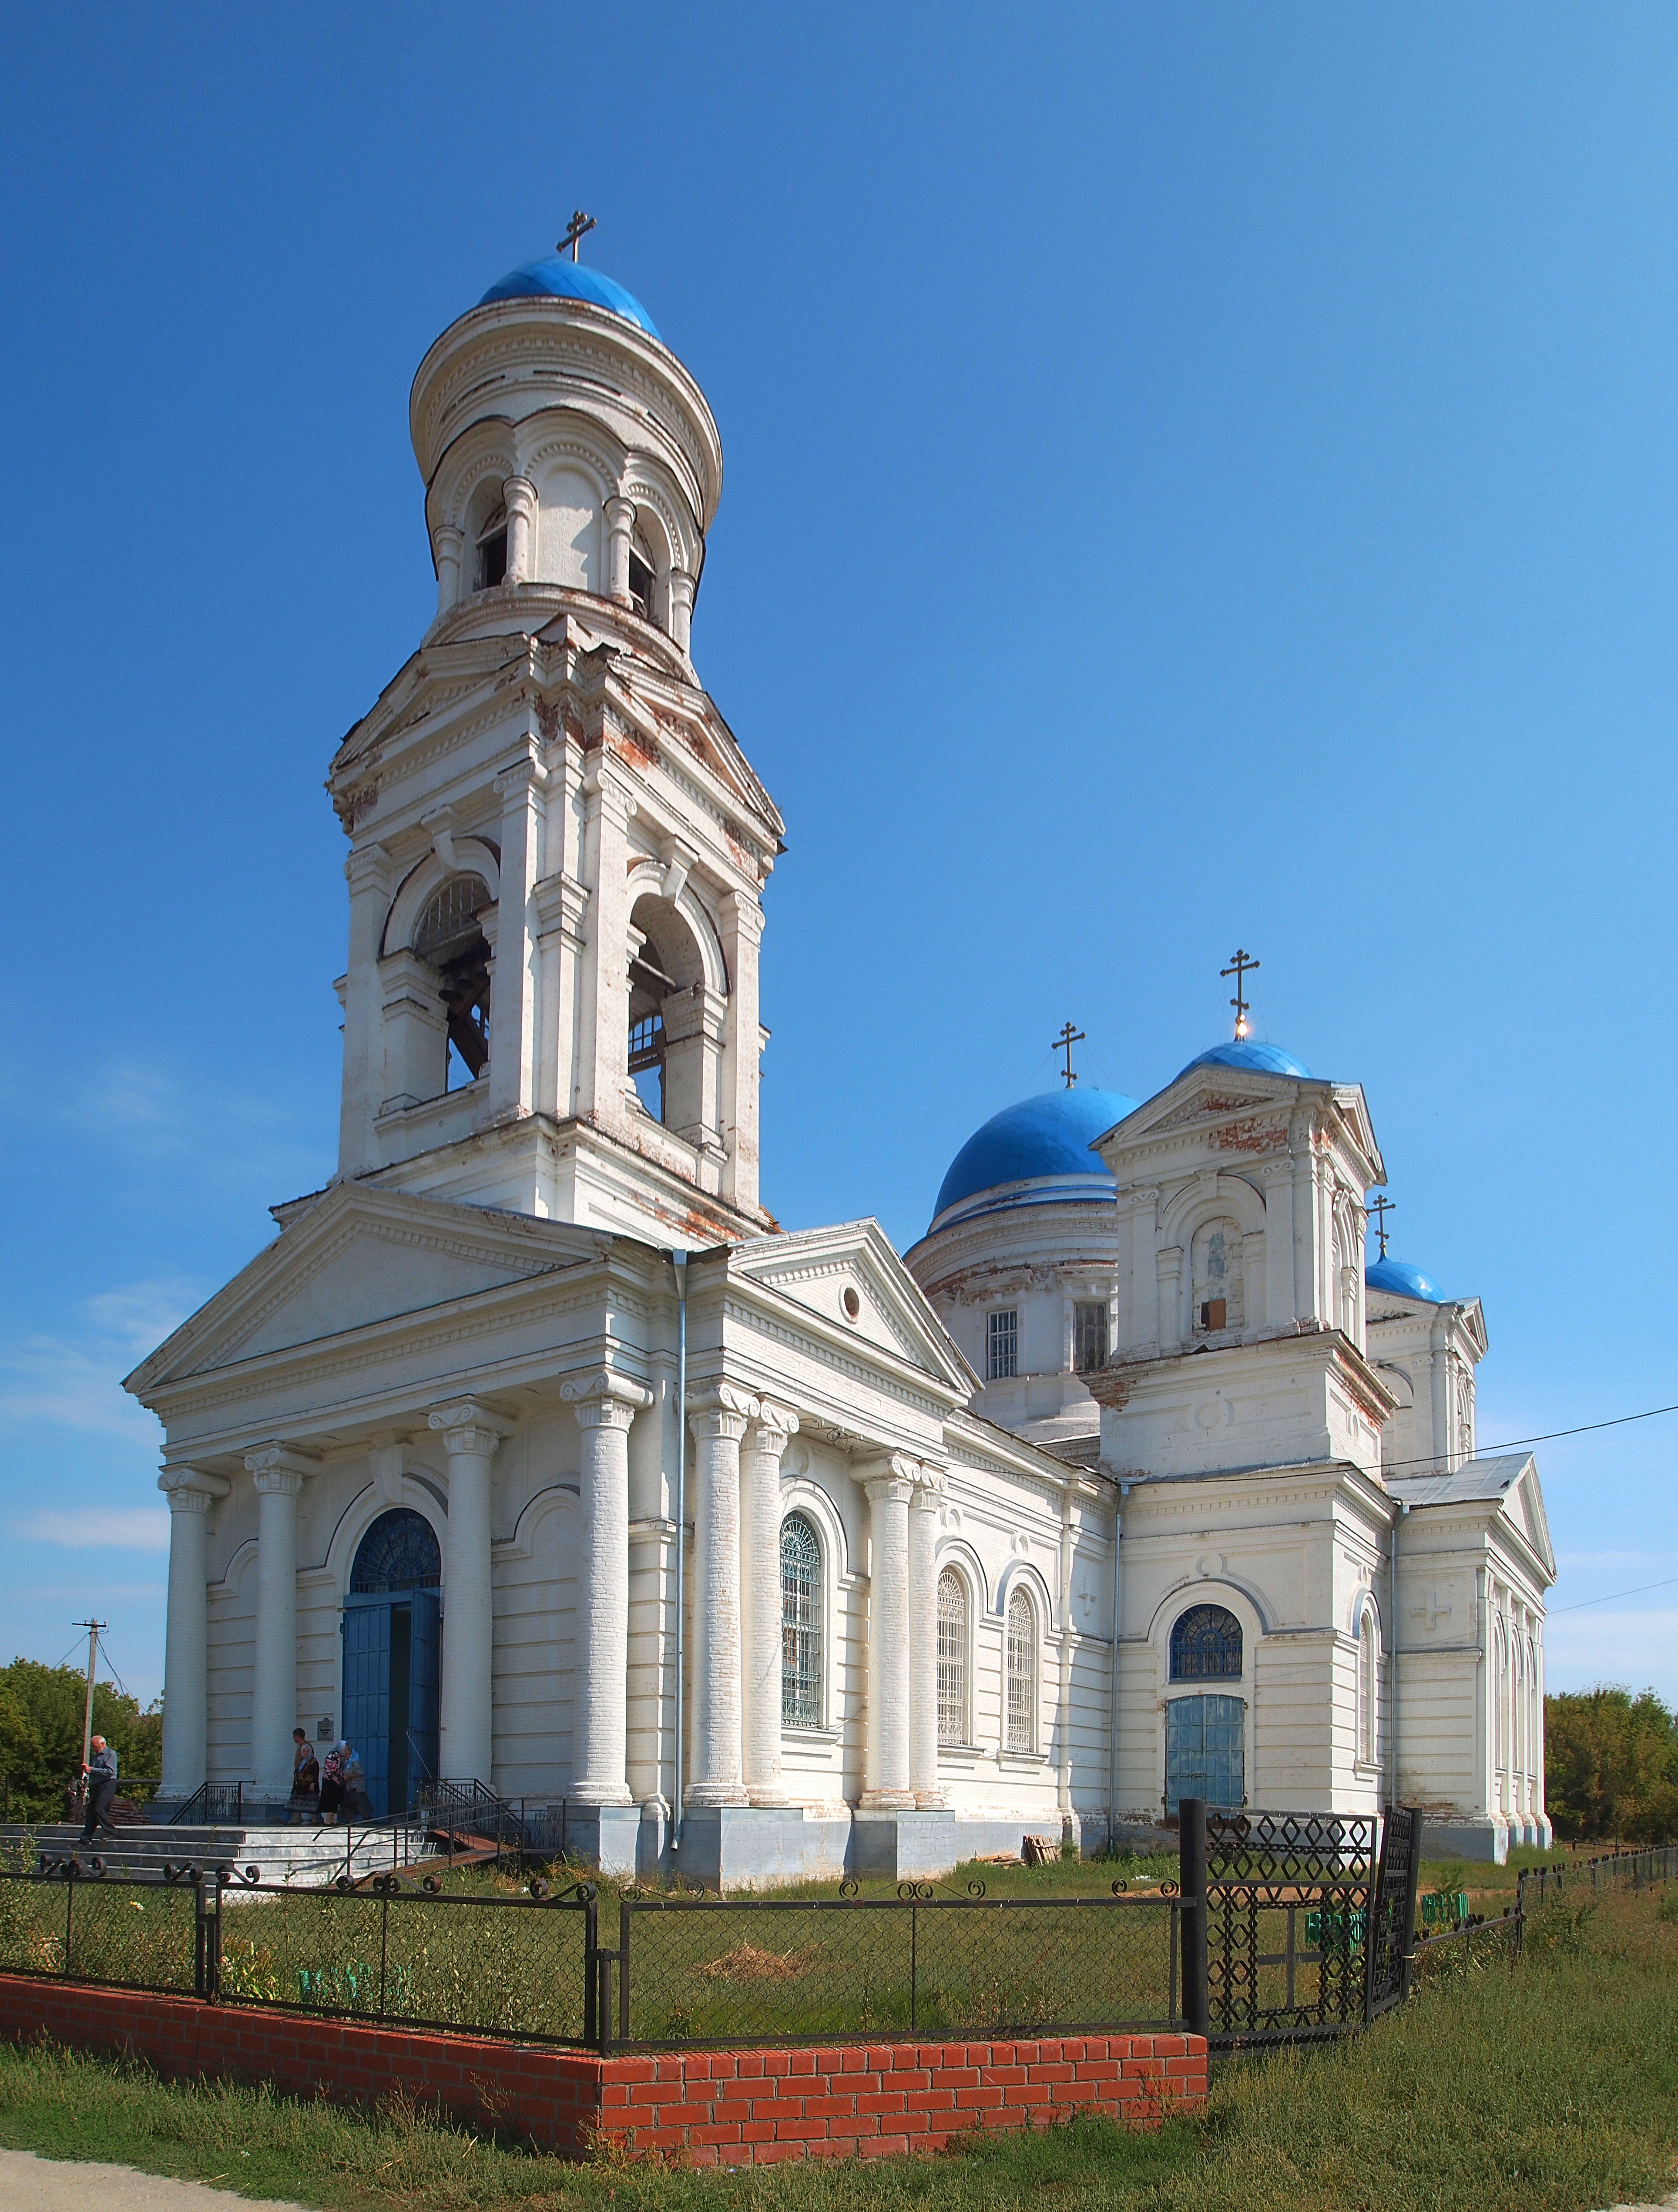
[327,239,782,1247]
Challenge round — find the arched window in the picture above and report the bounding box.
[628,894,708,1127]
[413,873,492,1089]
[1005,1586,1037,1752]
[350,1508,441,1594]
[1169,1604,1243,1682]
[936,1569,968,1745]
[1356,1601,1379,1769]
[780,1512,822,1727]
[1190,1217,1245,1334]
[476,504,509,591]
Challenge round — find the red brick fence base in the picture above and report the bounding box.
[0,1973,1205,2166]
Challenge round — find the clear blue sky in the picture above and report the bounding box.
[3,3,1674,1709]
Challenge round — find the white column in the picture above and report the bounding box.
[488,746,548,1123]
[742,1402,799,1807]
[244,1444,319,1799]
[428,1400,514,1784]
[434,524,463,615]
[605,494,635,603]
[860,1460,916,1810]
[574,754,637,1125]
[158,1468,228,1800]
[337,841,394,1176]
[908,1468,946,1809]
[560,1371,652,1804]
[668,566,695,654]
[686,1385,756,1806]
[503,476,537,585]
[717,889,765,1215]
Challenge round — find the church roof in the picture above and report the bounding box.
[1387,1452,1534,1506]
[930,1088,1138,1232]
[1366,1255,1446,1303]
[476,255,661,339]
[1175,1038,1313,1081]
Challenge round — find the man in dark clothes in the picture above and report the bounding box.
[79,1735,119,1844]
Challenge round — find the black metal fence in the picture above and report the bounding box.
[4,1826,1669,2059]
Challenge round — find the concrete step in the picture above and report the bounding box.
[0,1822,433,1890]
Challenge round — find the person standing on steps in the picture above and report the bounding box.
[289,1728,319,1824]
[78,1736,119,1846]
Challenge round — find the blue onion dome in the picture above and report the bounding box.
[1175,1039,1313,1081]
[1366,1256,1446,1304]
[477,256,661,340]
[931,1089,1139,1231]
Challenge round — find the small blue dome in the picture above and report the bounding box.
[1176,1039,1313,1081]
[1366,1256,1446,1304]
[932,1089,1138,1228]
[477,256,661,339]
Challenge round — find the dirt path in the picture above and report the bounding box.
[0,2148,316,2210]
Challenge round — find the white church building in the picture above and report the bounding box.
[127,242,1553,1876]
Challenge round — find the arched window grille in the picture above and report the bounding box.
[1356,1603,1379,1768]
[1169,1604,1243,1682]
[1005,1586,1037,1752]
[350,1508,441,1594]
[413,873,493,1086]
[936,1568,968,1745]
[780,1512,822,1728]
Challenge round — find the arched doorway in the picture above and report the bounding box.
[341,1509,441,1817]
[1164,1604,1245,1813]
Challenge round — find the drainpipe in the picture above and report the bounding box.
[671,1251,688,1861]
[1108,1479,1127,1852]
[1388,1499,1408,1805]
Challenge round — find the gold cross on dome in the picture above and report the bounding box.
[558,210,597,262]
[1220,948,1260,1039]
[1366,1193,1396,1260]
[1050,1022,1085,1089]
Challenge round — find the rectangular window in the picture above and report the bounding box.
[1074,1301,1109,1372]
[987,1309,1018,1381]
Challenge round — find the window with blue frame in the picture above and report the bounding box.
[1165,1693,1245,1812]
[1169,1603,1242,1681]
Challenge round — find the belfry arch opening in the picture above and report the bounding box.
[414,873,493,1091]
[628,893,710,1131]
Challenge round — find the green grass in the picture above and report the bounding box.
[1,1882,1675,2211]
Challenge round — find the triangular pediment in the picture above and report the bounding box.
[1502,1458,1556,1579]
[729,1220,979,1398]
[126,1185,599,1396]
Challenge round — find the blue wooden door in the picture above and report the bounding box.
[406,1588,441,1803]
[341,1596,393,1816]
[1165,1693,1245,1812]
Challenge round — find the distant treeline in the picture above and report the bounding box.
[0,1657,163,1822]
[1545,1687,1678,1843]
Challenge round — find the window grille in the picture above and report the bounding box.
[1169,1604,1243,1681]
[987,1309,1018,1381]
[1356,1604,1378,1767]
[936,1569,968,1745]
[780,1512,822,1727]
[1005,1586,1036,1751]
[413,875,491,963]
[350,1508,442,1594]
[1074,1301,1109,1372]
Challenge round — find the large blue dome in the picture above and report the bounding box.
[1175,1039,1313,1081]
[1366,1256,1446,1304]
[931,1089,1138,1230]
[477,256,661,339]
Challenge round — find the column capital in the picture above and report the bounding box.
[344,840,393,894]
[245,1443,321,1495]
[604,491,637,524]
[562,1369,654,1429]
[747,1401,800,1456]
[857,1453,920,1506]
[502,473,537,518]
[428,1399,517,1455]
[159,1467,228,1513]
[910,1461,947,1501]
[689,1383,758,1442]
[494,748,549,804]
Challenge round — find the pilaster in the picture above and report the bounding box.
[428,1399,515,1785]
[560,1371,653,1807]
[742,1401,799,1807]
[717,889,764,1214]
[338,842,394,1172]
[487,749,549,1123]
[908,1466,946,1809]
[687,1384,757,1808]
[859,1458,918,1810]
[244,1444,320,1799]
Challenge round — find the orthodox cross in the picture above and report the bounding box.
[1220,947,1260,1039]
[1366,1193,1396,1260]
[1050,1022,1085,1089]
[558,210,597,262]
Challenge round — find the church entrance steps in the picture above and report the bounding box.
[0,1822,430,1889]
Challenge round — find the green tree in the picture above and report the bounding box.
[0,1658,162,1822]
[1545,1685,1678,1843]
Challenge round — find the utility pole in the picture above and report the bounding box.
[74,1619,106,1773]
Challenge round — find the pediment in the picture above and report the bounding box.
[1131,1084,1280,1138]
[729,1220,978,1398]
[1502,1460,1556,1579]
[127,1186,596,1395]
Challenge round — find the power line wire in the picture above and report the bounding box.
[1550,1574,1678,1614]
[1382,1399,1678,1476]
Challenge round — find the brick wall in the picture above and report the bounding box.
[0,1973,1205,2167]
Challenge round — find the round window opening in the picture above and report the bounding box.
[842,1287,861,1321]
